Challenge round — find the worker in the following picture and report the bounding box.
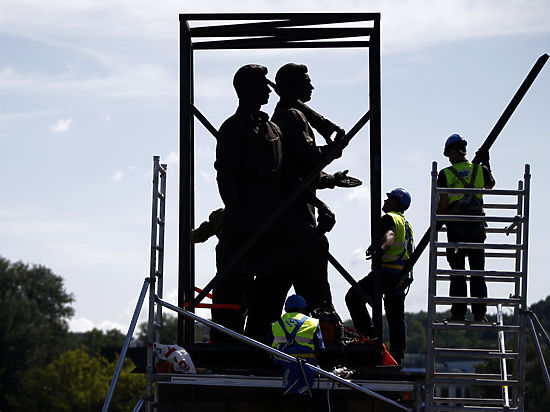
[270,294,325,396]
[215,64,333,342]
[437,134,495,322]
[345,188,414,365]
[270,62,361,317]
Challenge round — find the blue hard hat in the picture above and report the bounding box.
[284,294,308,312]
[444,133,467,156]
[386,188,411,211]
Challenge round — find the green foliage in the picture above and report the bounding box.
[15,347,145,412]
[0,256,74,411]
[70,328,126,356]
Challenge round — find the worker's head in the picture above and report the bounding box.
[233,64,271,106]
[443,133,467,161]
[284,294,308,313]
[383,188,411,213]
[275,63,314,102]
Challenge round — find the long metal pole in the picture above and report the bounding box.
[369,16,383,341]
[179,19,195,346]
[399,55,548,277]
[157,298,412,412]
[102,279,150,412]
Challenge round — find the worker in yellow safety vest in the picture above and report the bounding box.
[270,294,325,396]
[345,188,414,365]
[437,133,495,323]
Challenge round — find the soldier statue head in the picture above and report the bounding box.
[233,64,271,107]
[275,63,314,102]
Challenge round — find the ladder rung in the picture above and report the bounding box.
[434,372,508,379]
[433,397,505,405]
[486,227,519,234]
[435,242,523,250]
[432,348,520,359]
[436,187,524,196]
[483,203,519,209]
[432,323,521,332]
[436,275,517,283]
[158,192,165,200]
[430,377,519,386]
[436,269,522,277]
[436,252,518,258]
[433,297,521,306]
[428,405,517,412]
[435,215,523,223]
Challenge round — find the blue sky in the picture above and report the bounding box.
[1,1,549,333]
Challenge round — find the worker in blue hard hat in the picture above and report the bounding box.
[345,188,414,365]
[437,134,495,323]
[270,294,325,396]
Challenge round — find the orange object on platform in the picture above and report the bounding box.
[381,343,398,366]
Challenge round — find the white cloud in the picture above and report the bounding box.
[347,186,370,205]
[50,118,72,133]
[69,316,127,333]
[109,169,124,182]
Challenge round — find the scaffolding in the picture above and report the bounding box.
[425,162,531,411]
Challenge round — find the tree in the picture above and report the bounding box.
[15,347,145,412]
[70,328,126,356]
[0,256,74,411]
[136,312,211,345]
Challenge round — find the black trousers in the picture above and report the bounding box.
[345,271,406,362]
[446,223,488,318]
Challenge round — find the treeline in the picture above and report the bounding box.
[0,256,143,412]
[2,255,549,411]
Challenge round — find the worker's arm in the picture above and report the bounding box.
[436,169,449,214]
[381,229,396,252]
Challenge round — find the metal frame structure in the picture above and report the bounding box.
[425,162,531,411]
[178,12,383,345]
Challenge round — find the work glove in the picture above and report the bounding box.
[333,170,362,188]
[475,149,491,169]
[316,203,336,234]
[365,245,385,260]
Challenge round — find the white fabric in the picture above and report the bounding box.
[153,342,196,373]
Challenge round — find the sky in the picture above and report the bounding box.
[0,0,549,334]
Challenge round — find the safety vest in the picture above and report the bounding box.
[443,162,485,204]
[381,211,413,271]
[271,312,318,354]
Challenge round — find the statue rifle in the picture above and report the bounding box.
[266,78,342,144]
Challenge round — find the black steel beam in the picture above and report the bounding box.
[180,13,380,22]
[194,39,370,50]
[191,26,373,38]
[178,21,195,346]
[369,18,383,341]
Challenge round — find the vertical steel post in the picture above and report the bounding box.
[369,15,383,341]
[512,179,524,406]
[518,164,531,412]
[146,157,160,412]
[155,163,167,344]
[425,161,439,409]
[178,18,195,346]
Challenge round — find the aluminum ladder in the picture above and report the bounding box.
[425,162,531,411]
[145,156,168,412]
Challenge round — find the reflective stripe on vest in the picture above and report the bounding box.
[443,162,485,204]
[382,212,413,263]
[271,312,318,352]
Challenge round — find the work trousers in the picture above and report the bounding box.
[446,224,487,318]
[446,247,487,318]
[345,271,406,362]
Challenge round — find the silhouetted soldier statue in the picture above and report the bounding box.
[214,64,332,341]
[271,63,362,315]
